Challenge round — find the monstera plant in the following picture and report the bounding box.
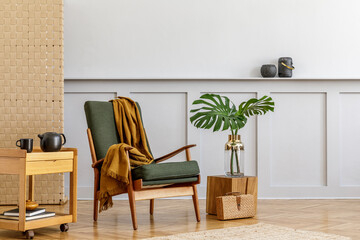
[190,93,274,176]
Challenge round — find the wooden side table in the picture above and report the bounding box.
[0,148,77,239]
[206,175,257,215]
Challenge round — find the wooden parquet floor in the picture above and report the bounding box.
[0,199,359,239]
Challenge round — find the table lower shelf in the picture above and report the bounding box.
[0,213,73,231]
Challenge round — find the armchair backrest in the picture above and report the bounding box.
[84,101,119,161]
[84,100,153,161]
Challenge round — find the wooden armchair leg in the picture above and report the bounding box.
[192,185,201,222]
[93,192,99,221]
[150,199,154,215]
[93,170,100,221]
[128,190,138,230]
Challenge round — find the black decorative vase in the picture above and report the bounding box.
[261,64,277,78]
[278,57,295,78]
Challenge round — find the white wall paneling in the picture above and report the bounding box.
[269,92,327,187]
[130,92,187,162]
[64,79,360,199]
[340,93,360,186]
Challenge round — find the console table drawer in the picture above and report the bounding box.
[26,159,73,175]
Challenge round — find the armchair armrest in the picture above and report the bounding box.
[92,158,104,169]
[154,144,196,163]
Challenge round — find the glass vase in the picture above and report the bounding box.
[224,135,244,177]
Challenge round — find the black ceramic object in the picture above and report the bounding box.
[38,132,66,152]
[278,57,295,78]
[16,138,33,153]
[261,64,277,78]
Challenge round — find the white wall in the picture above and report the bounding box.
[64,0,360,79]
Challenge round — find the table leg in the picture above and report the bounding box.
[19,158,27,231]
[70,149,78,222]
[29,175,35,202]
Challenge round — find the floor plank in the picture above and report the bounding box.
[0,199,358,239]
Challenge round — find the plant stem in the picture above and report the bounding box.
[230,149,234,175]
[235,150,240,173]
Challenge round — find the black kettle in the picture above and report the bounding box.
[38,132,66,152]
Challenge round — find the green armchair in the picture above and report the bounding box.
[84,101,201,230]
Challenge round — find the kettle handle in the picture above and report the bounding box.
[60,134,66,146]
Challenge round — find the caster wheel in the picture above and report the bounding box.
[60,223,69,232]
[25,230,34,239]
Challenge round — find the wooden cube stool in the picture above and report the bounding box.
[206,175,258,215]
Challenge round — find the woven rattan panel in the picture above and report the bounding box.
[0,0,65,204]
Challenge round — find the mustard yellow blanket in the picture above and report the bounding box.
[99,97,153,212]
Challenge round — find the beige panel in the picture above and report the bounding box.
[0,0,64,204]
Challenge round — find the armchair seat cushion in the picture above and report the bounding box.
[142,177,199,186]
[132,160,200,181]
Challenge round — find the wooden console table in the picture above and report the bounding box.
[0,148,77,239]
[206,175,257,215]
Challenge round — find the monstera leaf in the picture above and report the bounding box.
[190,93,274,133]
[190,94,247,132]
[236,95,274,117]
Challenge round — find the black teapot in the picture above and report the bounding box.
[38,132,66,152]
